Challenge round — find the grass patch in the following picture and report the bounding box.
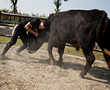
[64,46,104,60]
[0,36,22,46]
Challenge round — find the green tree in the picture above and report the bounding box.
[54,0,68,13]
[0,9,10,13]
[10,0,18,14]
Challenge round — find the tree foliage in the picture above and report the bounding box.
[54,0,68,13]
[0,9,10,13]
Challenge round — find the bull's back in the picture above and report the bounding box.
[50,9,106,41]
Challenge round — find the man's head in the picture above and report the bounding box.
[30,18,46,31]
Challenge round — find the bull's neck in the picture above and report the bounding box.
[43,30,50,42]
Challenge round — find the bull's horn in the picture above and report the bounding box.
[104,49,110,56]
[39,22,46,30]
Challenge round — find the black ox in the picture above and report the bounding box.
[28,9,110,77]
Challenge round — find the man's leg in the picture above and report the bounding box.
[0,36,18,59]
[0,25,19,59]
[16,45,26,54]
[16,34,28,54]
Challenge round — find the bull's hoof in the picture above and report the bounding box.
[57,61,63,67]
[15,51,20,55]
[0,55,8,60]
[15,51,22,56]
[48,60,56,65]
[28,50,36,54]
[80,71,87,78]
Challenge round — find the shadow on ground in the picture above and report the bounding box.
[63,61,110,84]
[1,55,110,85]
[22,57,110,84]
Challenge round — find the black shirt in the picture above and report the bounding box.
[14,18,41,36]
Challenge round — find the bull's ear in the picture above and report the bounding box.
[39,22,46,30]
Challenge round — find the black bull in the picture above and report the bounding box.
[28,9,110,77]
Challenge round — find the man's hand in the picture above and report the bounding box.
[24,22,38,37]
[24,22,32,30]
[32,31,38,37]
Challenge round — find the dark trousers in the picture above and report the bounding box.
[1,25,29,56]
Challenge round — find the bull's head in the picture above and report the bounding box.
[27,20,50,54]
[27,36,44,54]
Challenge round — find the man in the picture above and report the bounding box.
[0,18,45,59]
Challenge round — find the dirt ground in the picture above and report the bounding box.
[0,44,110,90]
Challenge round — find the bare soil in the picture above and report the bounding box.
[0,44,110,90]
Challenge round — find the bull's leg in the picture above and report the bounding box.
[16,45,27,55]
[57,46,65,67]
[103,53,110,70]
[80,50,95,78]
[16,34,28,54]
[48,44,56,65]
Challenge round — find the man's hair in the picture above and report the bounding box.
[30,18,41,29]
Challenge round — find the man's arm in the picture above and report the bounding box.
[24,22,38,37]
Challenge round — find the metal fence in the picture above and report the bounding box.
[0,12,47,37]
[0,11,46,27]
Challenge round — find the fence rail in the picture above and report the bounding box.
[65,43,102,53]
[0,11,46,26]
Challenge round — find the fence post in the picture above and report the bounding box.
[0,11,1,23]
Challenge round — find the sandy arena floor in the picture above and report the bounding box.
[0,44,109,90]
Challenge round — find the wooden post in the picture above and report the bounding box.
[0,11,1,23]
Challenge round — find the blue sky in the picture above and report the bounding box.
[0,0,110,17]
